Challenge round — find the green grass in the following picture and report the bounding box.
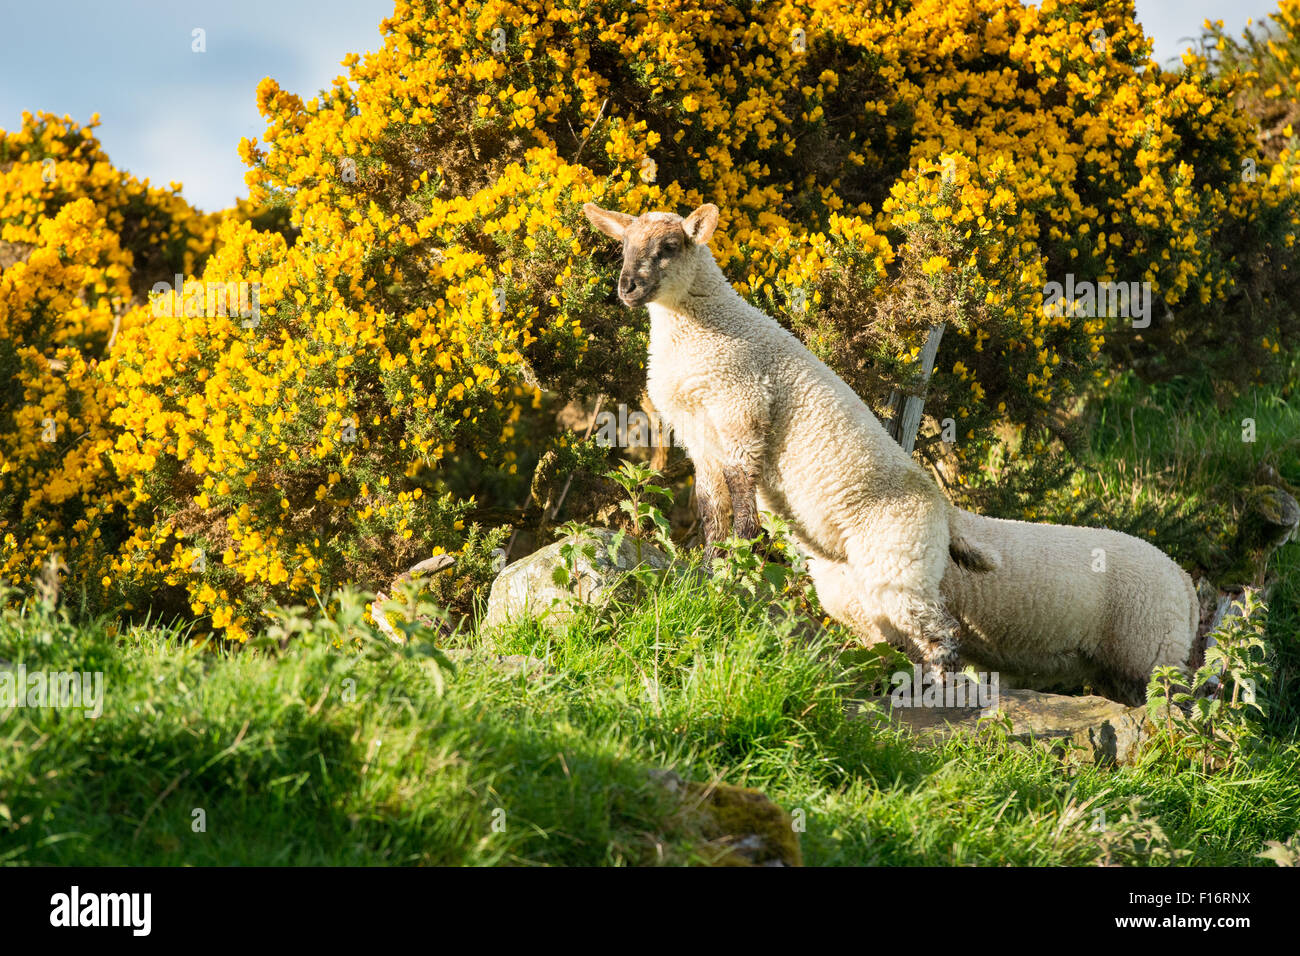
[2,563,1298,866]
[1078,362,1300,735]
[2,364,1298,866]
[1084,363,1299,551]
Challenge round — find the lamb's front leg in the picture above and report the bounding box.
[723,465,760,541]
[696,453,761,555]
[693,458,733,558]
[688,386,768,554]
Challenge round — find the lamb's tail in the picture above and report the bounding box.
[948,509,1001,573]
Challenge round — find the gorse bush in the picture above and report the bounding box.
[1202,0,1300,159]
[0,113,216,612]
[2,1,1298,637]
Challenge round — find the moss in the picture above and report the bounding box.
[687,781,803,867]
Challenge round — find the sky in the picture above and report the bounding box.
[0,0,1287,213]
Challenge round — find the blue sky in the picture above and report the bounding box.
[0,1,1284,212]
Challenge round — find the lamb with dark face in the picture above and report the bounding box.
[581,199,1000,680]
[582,199,1200,705]
[581,204,717,307]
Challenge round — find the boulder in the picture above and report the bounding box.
[855,687,1155,766]
[648,769,802,867]
[1220,483,1300,588]
[482,529,668,630]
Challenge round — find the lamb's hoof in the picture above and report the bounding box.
[922,639,961,676]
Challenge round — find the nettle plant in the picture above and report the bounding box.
[704,515,810,616]
[605,460,675,559]
[1146,589,1272,771]
[549,462,815,626]
[549,461,673,602]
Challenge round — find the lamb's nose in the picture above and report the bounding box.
[619,275,638,297]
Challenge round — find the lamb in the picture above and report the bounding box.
[938,509,1199,704]
[816,508,1201,702]
[582,201,996,672]
[582,200,1202,702]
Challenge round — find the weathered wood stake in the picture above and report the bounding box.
[887,322,945,455]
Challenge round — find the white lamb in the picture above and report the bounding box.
[583,201,994,671]
[582,201,1201,701]
[939,509,1199,703]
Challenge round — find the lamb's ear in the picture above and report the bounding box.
[582,203,634,240]
[682,203,719,245]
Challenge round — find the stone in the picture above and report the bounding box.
[855,687,1156,766]
[1222,484,1300,587]
[370,554,459,644]
[0,240,32,271]
[482,528,668,630]
[648,769,802,867]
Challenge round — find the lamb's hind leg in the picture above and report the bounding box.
[847,533,961,677]
[809,557,960,674]
[891,590,962,676]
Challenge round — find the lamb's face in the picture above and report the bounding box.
[614,214,692,307]
[582,203,720,308]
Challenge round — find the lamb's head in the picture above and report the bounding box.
[582,202,719,307]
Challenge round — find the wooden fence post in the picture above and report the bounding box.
[887,322,945,455]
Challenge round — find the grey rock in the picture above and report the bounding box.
[482,529,668,630]
[856,687,1155,766]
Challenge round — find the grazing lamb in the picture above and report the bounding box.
[812,507,1200,704]
[938,510,1199,704]
[582,201,996,672]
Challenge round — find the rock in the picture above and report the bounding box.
[482,528,668,630]
[648,769,803,867]
[855,687,1155,766]
[404,553,458,579]
[370,554,459,644]
[1223,484,1300,587]
[1211,480,1300,593]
